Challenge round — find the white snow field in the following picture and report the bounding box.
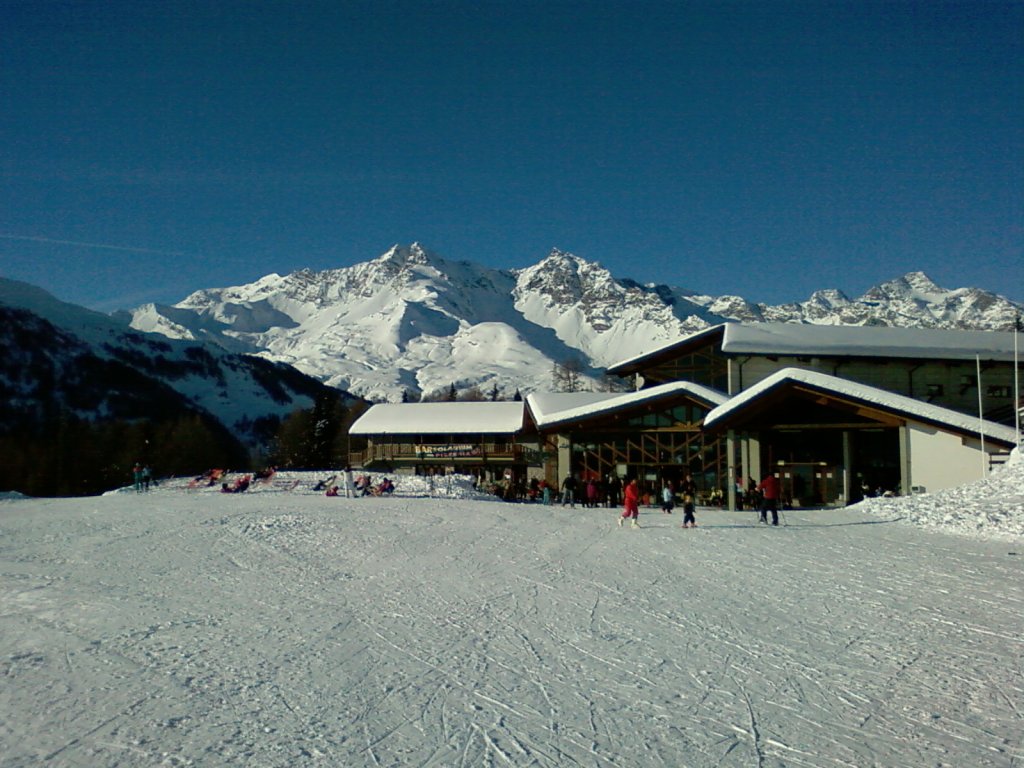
[1,461,1022,768]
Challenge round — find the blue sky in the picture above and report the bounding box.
[1,0,1021,312]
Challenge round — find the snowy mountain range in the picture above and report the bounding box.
[125,244,1023,402]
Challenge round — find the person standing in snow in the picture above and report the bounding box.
[758,472,780,526]
[606,474,622,507]
[132,463,143,493]
[343,465,355,498]
[661,481,674,514]
[679,473,698,528]
[620,478,640,528]
[561,473,577,507]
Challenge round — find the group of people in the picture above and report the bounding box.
[131,463,153,493]
[616,471,780,528]
[220,474,251,493]
[559,473,624,508]
[619,473,700,528]
[322,467,395,497]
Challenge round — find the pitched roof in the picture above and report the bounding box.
[527,381,728,429]
[703,367,1019,446]
[349,401,526,435]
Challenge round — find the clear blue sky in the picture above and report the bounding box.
[1,0,1021,312]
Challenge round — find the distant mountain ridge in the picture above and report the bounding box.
[0,277,355,443]
[121,243,1022,402]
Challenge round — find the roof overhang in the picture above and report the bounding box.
[704,368,1018,447]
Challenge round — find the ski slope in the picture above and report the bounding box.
[1,469,1022,767]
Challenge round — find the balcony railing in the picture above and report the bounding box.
[351,442,539,466]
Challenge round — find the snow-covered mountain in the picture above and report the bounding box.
[126,244,1023,402]
[0,277,354,441]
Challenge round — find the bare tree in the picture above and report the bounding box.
[552,356,586,392]
[595,373,632,393]
[459,385,486,401]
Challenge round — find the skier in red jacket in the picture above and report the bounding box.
[757,473,780,526]
[619,478,641,528]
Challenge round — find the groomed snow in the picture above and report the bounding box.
[1,463,1021,767]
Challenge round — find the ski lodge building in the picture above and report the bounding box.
[349,323,1020,507]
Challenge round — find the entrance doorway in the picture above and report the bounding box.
[774,462,839,507]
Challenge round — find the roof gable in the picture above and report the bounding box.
[704,368,1018,446]
[527,381,728,429]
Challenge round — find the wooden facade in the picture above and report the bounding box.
[536,392,727,502]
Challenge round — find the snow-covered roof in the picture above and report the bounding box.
[609,322,1020,370]
[720,323,1019,361]
[607,325,723,371]
[527,381,729,428]
[704,367,1020,445]
[349,401,526,435]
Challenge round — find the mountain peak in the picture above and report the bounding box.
[378,242,434,267]
[901,271,943,294]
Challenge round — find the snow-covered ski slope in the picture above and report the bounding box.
[1,468,1021,767]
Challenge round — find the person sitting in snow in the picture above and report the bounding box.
[325,485,339,497]
[221,474,251,494]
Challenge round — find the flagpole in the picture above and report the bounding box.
[977,354,986,478]
[1015,313,1021,448]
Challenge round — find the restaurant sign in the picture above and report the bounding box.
[415,443,482,459]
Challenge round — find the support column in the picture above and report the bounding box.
[898,424,911,497]
[841,430,852,506]
[748,434,761,486]
[557,434,572,483]
[726,429,736,511]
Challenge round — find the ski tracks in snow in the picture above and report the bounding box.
[0,494,1022,766]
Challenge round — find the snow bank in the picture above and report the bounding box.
[105,471,499,502]
[854,446,1024,541]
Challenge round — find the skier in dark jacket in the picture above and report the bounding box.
[679,473,698,528]
[561,474,577,507]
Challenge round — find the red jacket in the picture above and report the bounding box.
[624,482,640,514]
[758,474,780,500]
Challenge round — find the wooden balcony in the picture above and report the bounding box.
[350,442,542,468]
